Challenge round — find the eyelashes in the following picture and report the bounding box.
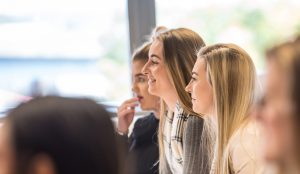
[151,60,159,64]
[191,77,197,82]
[134,76,147,83]
[137,78,146,83]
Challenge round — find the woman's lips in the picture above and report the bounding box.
[137,96,144,102]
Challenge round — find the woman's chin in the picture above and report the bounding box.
[140,105,145,110]
[262,141,281,163]
[263,151,280,163]
[192,106,200,114]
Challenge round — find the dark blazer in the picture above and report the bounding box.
[119,113,159,174]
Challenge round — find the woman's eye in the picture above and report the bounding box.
[151,60,158,64]
[137,77,146,83]
[191,77,197,82]
[150,58,159,65]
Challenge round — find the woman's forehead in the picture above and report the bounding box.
[194,58,206,71]
[150,40,163,51]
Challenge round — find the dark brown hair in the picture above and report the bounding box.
[152,28,206,173]
[132,26,168,63]
[6,96,121,174]
[132,42,151,62]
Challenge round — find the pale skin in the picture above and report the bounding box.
[186,57,263,173]
[256,60,298,173]
[142,39,178,112]
[185,58,214,117]
[0,124,15,174]
[117,60,160,134]
[142,37,210,174]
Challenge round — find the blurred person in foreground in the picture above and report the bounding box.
[0,96,123,174]
[256,36,300,174]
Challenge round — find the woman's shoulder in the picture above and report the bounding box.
[231,121,261,144]
[186,115,204,125]
[230,121,265,173]
[175,102,204,121]
[183,115,205,139]
[135,113,158,125]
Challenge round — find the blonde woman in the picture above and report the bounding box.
[142,28,209,174]
[185,43,265,174]
[257,36,300,174]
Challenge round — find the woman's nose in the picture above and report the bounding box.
[132,82,138,93]
[185,81,191,93]
[141,61,149,75]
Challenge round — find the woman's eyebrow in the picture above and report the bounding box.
[135,73,145,77]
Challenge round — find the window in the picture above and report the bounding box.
[156,0,300,70]
[0,0,131,113]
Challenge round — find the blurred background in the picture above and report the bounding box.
[0,0,299,116]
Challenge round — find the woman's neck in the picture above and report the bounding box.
[153,108,160,119]
[163,94,178,112]
[208,108,217,126]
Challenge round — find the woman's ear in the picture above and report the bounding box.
[30,154,56,174]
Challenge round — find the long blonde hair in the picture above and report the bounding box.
[153,28,206,173]
[198,43,257,174]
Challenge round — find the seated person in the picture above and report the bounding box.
[0,96,122,174]
[117,42,160,174]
